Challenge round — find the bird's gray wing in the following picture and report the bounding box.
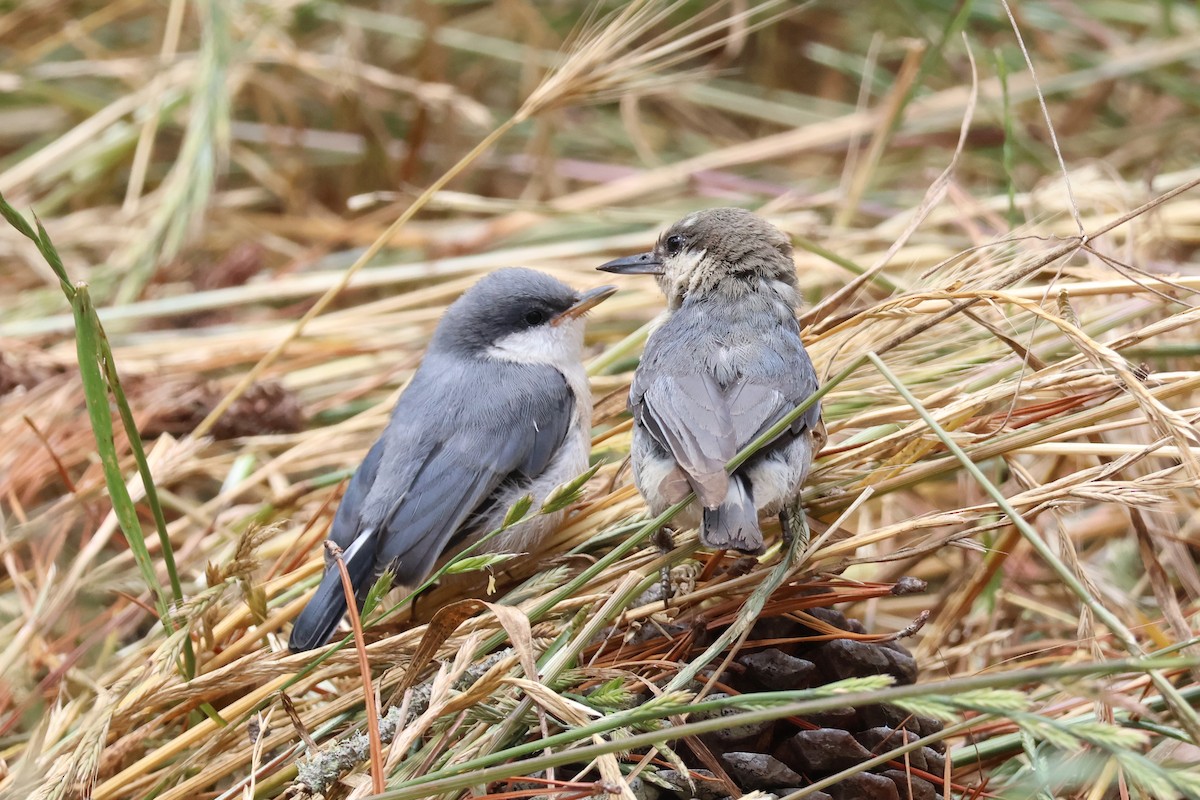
[290,430,498,653]
[326,436,386,552]
[376,364,574,578]
[725,380,794,447]
[289,362,574,652]
[780,326,823,436]
[629,317,821,514]
[726,325,822,446]
[777,321,825,438]
[633,371,735,507]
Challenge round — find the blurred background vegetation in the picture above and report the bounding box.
[2,0,1195,323]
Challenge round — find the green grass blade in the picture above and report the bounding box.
[88,300,194,676]
[0,193,73,298]
[2,192,194,676]
[72,285,174,631]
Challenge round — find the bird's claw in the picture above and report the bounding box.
[652,526,676,607]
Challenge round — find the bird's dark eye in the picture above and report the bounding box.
[664,234,686,256]
[523,309,546,326]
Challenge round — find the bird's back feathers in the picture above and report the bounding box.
[630,297,819,549]
[289,354,574,652]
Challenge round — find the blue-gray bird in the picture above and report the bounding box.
[289,268,615,651]
[598,208,822,553]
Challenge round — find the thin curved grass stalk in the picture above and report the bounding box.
[867,351,1200,743]
[328,541,384,793]
[369,657,1199,800]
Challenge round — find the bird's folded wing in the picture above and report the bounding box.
[327,436,387,551]
[725,379,798,449]
[373,441,507,581]
[725,326,823,447]
[633,355,821,511]
[290,426,537,651]
[291,367,573,650]
[778,330,824,437]
[635,373,735,507]
[375,372,574,582]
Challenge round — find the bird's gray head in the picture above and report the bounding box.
[432,267,615,368]
[596,208,797,312]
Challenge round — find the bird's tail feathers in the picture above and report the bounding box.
[288,528,379,652]
[701,476,762,554]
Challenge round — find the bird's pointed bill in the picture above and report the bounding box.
[596,252,664,275]
[552,284,618,325]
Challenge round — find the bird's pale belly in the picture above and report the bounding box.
[631,424,812,519]
[478,419,590,556]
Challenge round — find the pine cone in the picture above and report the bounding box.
[510,581,942,800]
[679,602,945,800]
[139,379,304,439]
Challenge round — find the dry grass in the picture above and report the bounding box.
[2,2,1200,799]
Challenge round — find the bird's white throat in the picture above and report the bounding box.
[487,317,592,429]
[487,318,586,372]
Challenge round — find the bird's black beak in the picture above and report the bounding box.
[552,284,617,326]
[596,251,664,275]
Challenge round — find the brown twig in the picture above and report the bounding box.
[328,540,385,794]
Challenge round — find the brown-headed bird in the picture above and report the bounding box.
[599,208,822,553]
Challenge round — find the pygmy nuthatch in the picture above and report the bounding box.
[289,268,615,651]
[598,207,822,553]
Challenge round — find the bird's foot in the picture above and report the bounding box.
[652,526,676,608]
[779,502,809,552]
